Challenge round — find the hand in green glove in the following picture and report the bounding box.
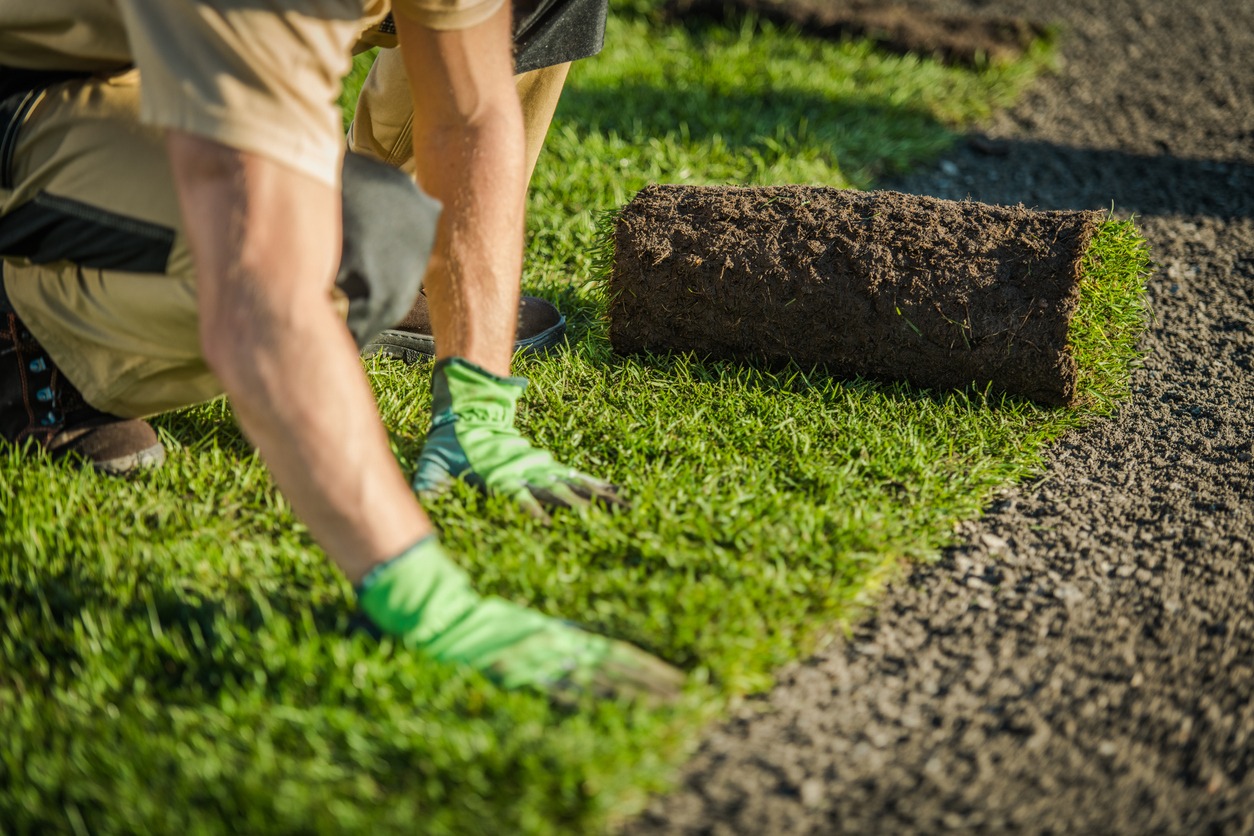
[413,358,626,519]
[356,537,685,704]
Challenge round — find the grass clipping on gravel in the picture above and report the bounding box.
[0,9,1160,836]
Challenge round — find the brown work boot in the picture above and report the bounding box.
[0,304,165,475]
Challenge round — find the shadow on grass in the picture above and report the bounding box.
[6,564,356,699]
[556,83,956,183]
[149,399,255,458]
[522,269,1061,420]
[619,348,1047,414]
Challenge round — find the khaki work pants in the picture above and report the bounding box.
[0,57,570,419]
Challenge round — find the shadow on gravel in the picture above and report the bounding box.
[919,137,1254,219]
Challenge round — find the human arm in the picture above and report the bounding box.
[144,3,669,700]
[394,3,524,377]
[163,136,676,701]
[393,8,626,513]
[165,132,430,584]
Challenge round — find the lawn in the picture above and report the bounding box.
[1,4,1147,834]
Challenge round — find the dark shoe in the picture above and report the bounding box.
[361,291,567,364]
[0,303,166,475]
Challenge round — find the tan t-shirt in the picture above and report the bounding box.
[0,0,505,185]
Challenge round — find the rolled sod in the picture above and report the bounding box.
[607,184,1147,407]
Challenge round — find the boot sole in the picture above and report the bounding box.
[91,440,167,476]
[362,299,567,364]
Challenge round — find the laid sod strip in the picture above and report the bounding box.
[0,7,1088,836]
[0,272,1148,835]
[607,184,1148,407]
[0,349,1102,834]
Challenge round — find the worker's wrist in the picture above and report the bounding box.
[354,534,444,596]
[429,357,528,429]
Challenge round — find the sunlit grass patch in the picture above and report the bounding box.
[0,5,1134,834]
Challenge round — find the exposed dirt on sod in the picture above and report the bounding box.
[626,0,1254,832]
[665,0,1049,67]
[610,185,1101,405]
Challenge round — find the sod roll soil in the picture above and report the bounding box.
[608,185,1102,406]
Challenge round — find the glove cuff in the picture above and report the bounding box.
[355,533,443,596]
[355,534,479,647]
[430,357,530,428]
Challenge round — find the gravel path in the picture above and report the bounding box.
[627,0,1254,832]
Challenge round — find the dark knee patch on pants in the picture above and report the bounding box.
[0,192,175,273]
[514,0,610,74]
[337,151,441,348]
[1,68,176,274]
[370,0,609,76]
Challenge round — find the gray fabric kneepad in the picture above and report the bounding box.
[337,151,442,347]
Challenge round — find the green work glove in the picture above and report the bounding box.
[356,536,684,703]
[412,358,625,518]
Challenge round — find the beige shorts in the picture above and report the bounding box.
[0,58,569,418]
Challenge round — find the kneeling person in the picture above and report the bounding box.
[0,0,681,703]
